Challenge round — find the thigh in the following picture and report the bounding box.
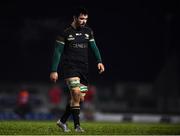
[65,77,80,90]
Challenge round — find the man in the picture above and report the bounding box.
[50,7,105,132]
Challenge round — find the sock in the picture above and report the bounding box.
[71,106,80,128]
[60,103,71,124]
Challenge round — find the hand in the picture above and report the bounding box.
[50,72,58,82]
[97,63,105,74]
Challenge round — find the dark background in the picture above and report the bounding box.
[0,0,179,116]
[0,0,179,83]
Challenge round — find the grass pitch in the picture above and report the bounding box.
[0,121,180,135]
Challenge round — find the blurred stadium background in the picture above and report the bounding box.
[0,0,179,123]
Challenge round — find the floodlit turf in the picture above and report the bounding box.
[0,121,180,135]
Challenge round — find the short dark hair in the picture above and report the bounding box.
[73,7,88,18]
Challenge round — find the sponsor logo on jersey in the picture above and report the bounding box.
[67,35,75,41]
[67,38,75,40]
[71,43,88,48]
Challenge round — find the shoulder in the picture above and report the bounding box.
[83,26,94,37]
[83,26,95,38]
[83,26,94,33]
[62,26,72,37]
[57,25,72,36]
[64,25,73,33]
[56,25,71,41]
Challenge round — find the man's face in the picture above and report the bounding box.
[75,13,88,28]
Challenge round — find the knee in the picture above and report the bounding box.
[71,88,81,102]
[72,87,81,94]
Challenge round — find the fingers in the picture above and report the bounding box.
[98,64,105,74]
[50,76,56,83]
[99,66,102,74]
[101,65,105,72]
[98,64,101,70]
[52,78,57,83]
[50,72,58,83]
[99,67,104,74]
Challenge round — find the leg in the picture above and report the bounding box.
[60,93,71,123]
[59,84,87,124]
[57,89,71,132]
[66,77,83,131]
[80,84,88,103]
[57,78,86,132]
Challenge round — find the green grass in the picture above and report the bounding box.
[0,121,180,135]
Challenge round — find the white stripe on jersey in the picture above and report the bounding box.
[89,38,95,42]
[56,40,65,45]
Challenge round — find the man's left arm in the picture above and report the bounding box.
[89,39,105,74]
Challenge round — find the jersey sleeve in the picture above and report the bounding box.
[89,29,95,42]
[88,28,102,63]
[51,30,66,72]
[56,30,66,45]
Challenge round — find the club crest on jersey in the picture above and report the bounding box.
[84,34,89,39]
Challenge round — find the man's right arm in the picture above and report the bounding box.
[50,40,65,82]
[51,40,65,72]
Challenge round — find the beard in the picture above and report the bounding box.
[75,21,86,29]
[80,23,86,27]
